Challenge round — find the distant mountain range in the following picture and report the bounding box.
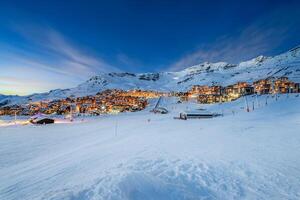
[1,45,300,107]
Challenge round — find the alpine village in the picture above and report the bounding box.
[0,76,299,117]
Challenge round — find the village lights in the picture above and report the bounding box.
[0,77,299,116]
[182,77,300,104]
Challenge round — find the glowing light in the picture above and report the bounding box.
[0,119,30,127]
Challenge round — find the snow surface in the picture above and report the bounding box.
[1,94,300,200]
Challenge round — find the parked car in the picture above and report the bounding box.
[152,107,168,114]
[30,114,55,124]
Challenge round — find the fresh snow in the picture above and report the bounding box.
[1,94,300,199]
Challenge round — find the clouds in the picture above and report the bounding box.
[44,30,120,74]
[0,25,120,95]
[0,75,63,95]
[168,4,300,71]
[1,1,300,95]
[13,25,120,76]
[116,53,146,72]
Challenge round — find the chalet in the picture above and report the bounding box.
[253,78,272,94]
[189,85,223,96]
[274,77,299,93]
[225,82,254,98]
[197,94,223,104]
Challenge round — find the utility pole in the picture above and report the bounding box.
[115,120,118,136]
[271,78,275,94]
[256,94,260,108]
[244,95,249,112]
[14,111,17,124]
[70,104,73,121]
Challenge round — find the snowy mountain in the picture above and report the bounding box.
[1,46,300,106]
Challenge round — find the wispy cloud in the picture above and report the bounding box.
[116,53,145,72]
[0,75,63,96]
[168,5,300,71]
[0,25,120,95]
[13,25,120,75]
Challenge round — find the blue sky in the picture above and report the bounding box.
[0,0,300,95]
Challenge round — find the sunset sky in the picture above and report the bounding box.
[1,0,300,95]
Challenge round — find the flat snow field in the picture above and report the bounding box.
[1,95,300,200]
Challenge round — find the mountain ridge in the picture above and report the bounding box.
[1,45,300,106]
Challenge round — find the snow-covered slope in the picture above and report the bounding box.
[1,94,300,199]
[1,46,300,106]
[73,46,300,94]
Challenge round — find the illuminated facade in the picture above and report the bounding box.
[253,77,299,94]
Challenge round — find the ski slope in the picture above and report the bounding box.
[0,94,300,200]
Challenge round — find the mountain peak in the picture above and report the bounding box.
[1,45,300,107]
[182,61,236,74]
